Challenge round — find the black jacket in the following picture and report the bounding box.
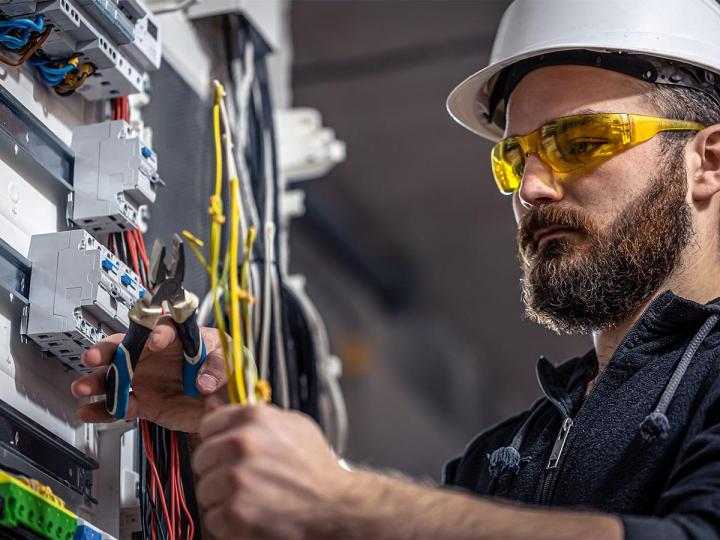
[443,291,720,539]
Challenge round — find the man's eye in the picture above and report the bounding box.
[512,158,525,178]
[567,139,606,155]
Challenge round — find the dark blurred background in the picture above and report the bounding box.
[287,0,591,480]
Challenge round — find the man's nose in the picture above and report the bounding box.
[518,153,564,209]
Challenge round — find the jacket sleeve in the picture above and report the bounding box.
[620,381,720,540]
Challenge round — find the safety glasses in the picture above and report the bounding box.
[491,113,705,195]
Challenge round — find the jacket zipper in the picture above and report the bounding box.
[538,416,573,504]
[536,299,659,505]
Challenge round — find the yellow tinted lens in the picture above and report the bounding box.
[540,114,628,172]
[492,138,525,194]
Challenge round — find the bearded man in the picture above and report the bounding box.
[70,1,720,538]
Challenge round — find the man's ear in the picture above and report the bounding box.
[688,124,720,202]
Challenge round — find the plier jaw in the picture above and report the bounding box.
[145,233,186,308]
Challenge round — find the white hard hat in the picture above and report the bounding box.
[447,0,720,141]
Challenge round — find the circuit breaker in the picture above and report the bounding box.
[22,229,144,373]
[70,119,161,234]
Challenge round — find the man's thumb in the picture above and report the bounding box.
[196,350,227,393]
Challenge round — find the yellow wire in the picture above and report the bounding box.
[209,84,237,404]
[184,82,255,405]
[182,231,210,274]
[228,176,247,404]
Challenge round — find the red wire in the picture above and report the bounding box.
[132,222,194,538]
[142,419,174,540]
[125,230,141,278]
[111,98,120,121]
[175,436,194,539]
[134,228,150,279]
[171,431,178,540]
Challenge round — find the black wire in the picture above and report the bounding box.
[137,422,148,540]
[117,232,128,263]
[250,19,297,413]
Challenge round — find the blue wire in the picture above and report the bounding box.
[0,14,44,33]
[39,73,63,86]
[0,28,29,49]
[29,58,76,87]
[0,15,43,50]
[29,61,74,76]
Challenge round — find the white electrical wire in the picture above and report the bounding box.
[258,222,275,383]
[197,289,216,327]
[289,283,349,455]
[270,266,289,409]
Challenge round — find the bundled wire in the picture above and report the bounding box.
[0,14,51,67]
[110,97,196,540]
[222,14,347,444]
[30,53,96,95]
[184,82,267,406]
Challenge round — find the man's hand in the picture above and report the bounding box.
[191,404,623,540]
[70,318,229,433]
[192,404,351,539]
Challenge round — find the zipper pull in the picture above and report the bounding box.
[547,417,574,469]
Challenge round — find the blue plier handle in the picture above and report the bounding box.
[105,303,163,419]
[104,236,208,419]
[170,290,208,398]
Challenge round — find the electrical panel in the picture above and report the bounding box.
[0,0,161,99]
[70,119,161,234]
[22,229,144,373]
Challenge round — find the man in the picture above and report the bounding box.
[71,0,720,538]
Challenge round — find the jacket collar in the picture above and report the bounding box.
[535,290,720,417]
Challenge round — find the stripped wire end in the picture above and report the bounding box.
[181,229,205,248]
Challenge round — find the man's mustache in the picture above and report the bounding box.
[518,205,594,255]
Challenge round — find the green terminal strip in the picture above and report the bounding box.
[0,470,77,540]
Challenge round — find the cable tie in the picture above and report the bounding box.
[255,380,271,403]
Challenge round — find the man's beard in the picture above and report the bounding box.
[518,148,693,335]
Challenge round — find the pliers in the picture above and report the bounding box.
[105,234,208,420]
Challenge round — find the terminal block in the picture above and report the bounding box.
[0,469,78,540]
[0,0,158,98]
[22,229,144,373]
[70,119,161,234]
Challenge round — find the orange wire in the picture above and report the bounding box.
[134,229,150,277]
[175,437,194,540]
[125,230,141,278]
[142,420,175,540]
[169,431,177,536]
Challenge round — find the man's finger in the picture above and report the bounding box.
[70,368,107,398]
[198,404,267,440]
[192,425,266,477]
[76,394,140,423]
[146,316,177,352]
[195,465,238,509]
[81,333,123,368]
[202,505,229,540]
[196,348,228,393]
[76,401,115,423]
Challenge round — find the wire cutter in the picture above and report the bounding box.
[105,234,208,420]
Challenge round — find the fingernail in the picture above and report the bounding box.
[198,373,218,392]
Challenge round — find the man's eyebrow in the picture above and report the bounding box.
[505,108,603,138]
[572,108,602,115]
